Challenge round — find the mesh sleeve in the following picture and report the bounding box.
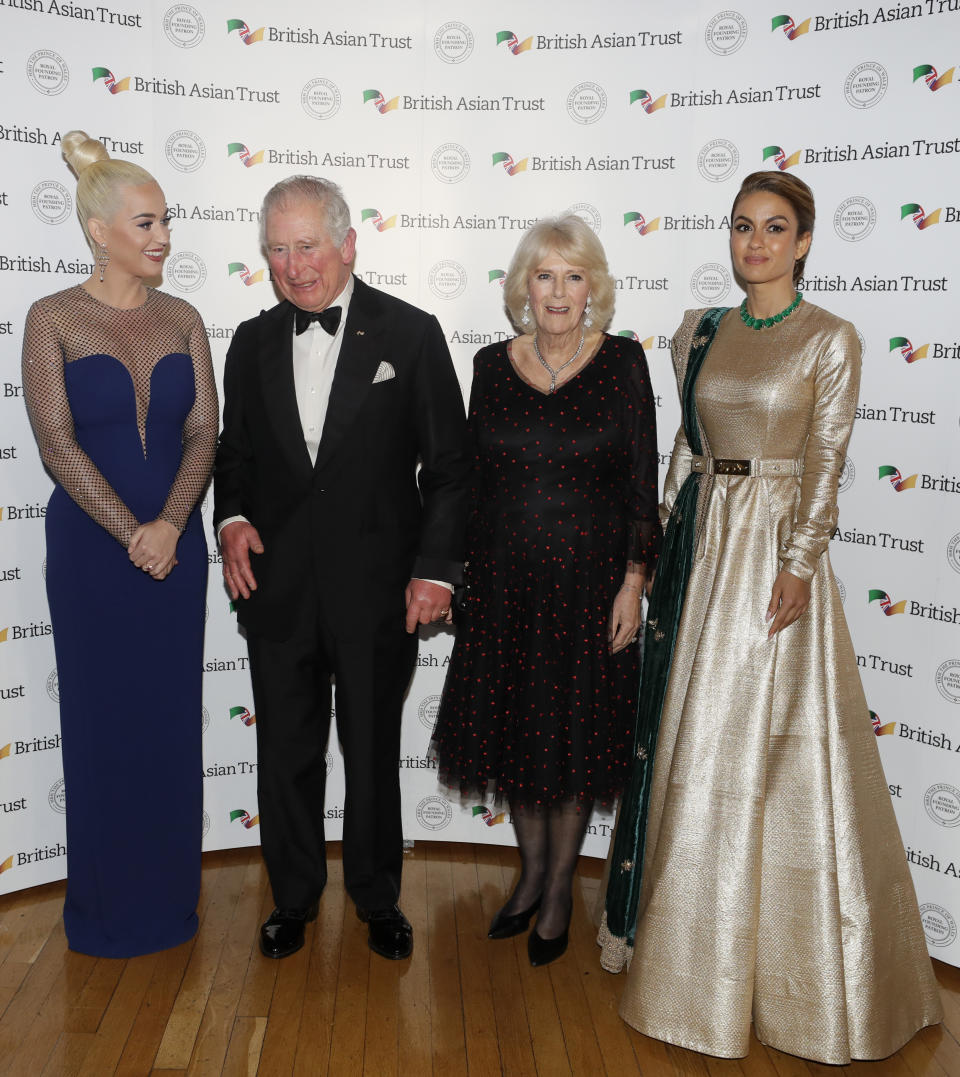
[22,299,141,546]
[157,311,219,531]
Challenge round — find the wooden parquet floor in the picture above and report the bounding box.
[0,842,957,1076]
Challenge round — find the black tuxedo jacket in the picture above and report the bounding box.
[213,276,469,640]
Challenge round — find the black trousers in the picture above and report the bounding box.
[247,581,418,911]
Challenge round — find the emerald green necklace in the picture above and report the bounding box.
[739,291,803,330]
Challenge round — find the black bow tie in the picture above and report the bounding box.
[294,305,342,336]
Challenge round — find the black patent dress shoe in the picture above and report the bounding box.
[259,903,319,959]
[356,904,413,960]
[487,896,542,940]
[528,925,569,967]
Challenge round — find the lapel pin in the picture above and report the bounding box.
[356,330,365,336]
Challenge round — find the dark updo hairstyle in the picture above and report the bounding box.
[730,171,815,285]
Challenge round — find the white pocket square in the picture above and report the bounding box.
[373,361,395,384]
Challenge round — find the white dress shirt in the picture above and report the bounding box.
[292,276,352,465]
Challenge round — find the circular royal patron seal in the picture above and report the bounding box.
[434,21,475,64]
[705,11,748,56]
[844,62,888,109]
[163,4,205,48]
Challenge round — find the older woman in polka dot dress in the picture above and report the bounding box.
[432,215,661,966]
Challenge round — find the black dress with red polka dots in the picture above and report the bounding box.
[432,334,661,808]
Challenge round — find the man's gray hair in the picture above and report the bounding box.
[259,175,352,250]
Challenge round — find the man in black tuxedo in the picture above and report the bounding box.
[214,176,468,960]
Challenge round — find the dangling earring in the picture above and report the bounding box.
[98,243,109,284]
[521,298,531,327]
[583,297,593,328]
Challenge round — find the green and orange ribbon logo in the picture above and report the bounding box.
[496,30,533,55]
[871,711,896,736]
[901,203,941,229]
[229,809,260,828]
[92,66,130,94]
[623,211,660,236]
[617,330,640,342]
[362,88,399,113]
[913,64,955,91]
[492,152,528,176]
[488,270,506,285]
[763,145,802,171]
[629,88,667,114]
[889,336,928,363]
[0,855,13,874]
[227,143,264,168]
[0,743,10,760]
[771,14,811,38]
[226,18,264,44]
[878,465,917,491]
[472,806,506,826]
[229,705,256,726]
[868,589,907,616]
[360,208,397,231]
[228,262,266,286]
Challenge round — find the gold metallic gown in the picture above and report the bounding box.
[598,302,942,1063]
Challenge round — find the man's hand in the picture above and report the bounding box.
[128,519,179,580]
[220,520,264,601]
[766,569,810,638]
[404,579,453,633]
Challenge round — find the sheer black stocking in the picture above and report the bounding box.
[500,799,548,915]
[500,799,594,939]
[537,799,594,939]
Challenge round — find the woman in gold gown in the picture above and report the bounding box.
[597,171,942,1063]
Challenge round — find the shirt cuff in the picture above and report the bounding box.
[216,515,249,542]
[415,578,454,592]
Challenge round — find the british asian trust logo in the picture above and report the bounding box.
[228,262,267,285]
[871,710,896,736]
[361,209,397,231]
[878,465,917,491]
[229,808,259,827]
[227,18,264,44]
[496,30,533,55]
[629,88,667,114]
[363,89,399,113]
[227,143,263,167]
[913,64,955,92]
[473,806,506,826]
[624,212,660,236]
[229,705,256,726]
[869,589,907,616]
[771,15,811,39]
[890,337,928,363]
[901,203,941,229]
[763,145,802,170]
[492,152,528,176]
[92,66,130,93]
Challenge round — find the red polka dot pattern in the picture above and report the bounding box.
[432,334,661,808]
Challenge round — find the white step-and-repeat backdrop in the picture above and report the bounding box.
[1,1,957,964]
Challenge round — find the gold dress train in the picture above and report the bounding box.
[598,302,942,1063]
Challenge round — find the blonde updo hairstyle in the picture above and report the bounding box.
[61,130,157,252]
[503,214,616,333]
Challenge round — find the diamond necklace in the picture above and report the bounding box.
[532,329,586,393]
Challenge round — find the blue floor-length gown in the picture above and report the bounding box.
[23,285,218,958]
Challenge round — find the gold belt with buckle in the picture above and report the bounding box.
[689,455,803,477]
